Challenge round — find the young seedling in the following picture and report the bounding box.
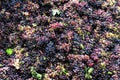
[6,48,13,55]
[88,68,94,74]
[87,32,91,36]
[107,71,113,75]
[85,73,92,79]
[85,67,94,79]
[100,62,106,69]
[61,67,69,75]
[30,67,42,80]
[80,44,84,49]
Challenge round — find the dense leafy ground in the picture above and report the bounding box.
[0,0,120,80]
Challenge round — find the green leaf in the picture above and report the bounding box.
[0,64,3,67]
[88,68,94,74]
[6,48,13,55]
[100,62,106,68]
[85,66,90,73]
[87,32,90,35]
[85,73,92,79]
[107,71,112,75]
[30,67,42,80]
[62,68,68,75]
[80,44,84,49]
[36,73,42,80]
[89,75,92,79]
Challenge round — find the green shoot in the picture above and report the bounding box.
[62,67,69,75]
[80,44,84,49]
[6,48,13,55]
[85,67,94,79]
[88,68,94,74]
[30,67,42,80]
